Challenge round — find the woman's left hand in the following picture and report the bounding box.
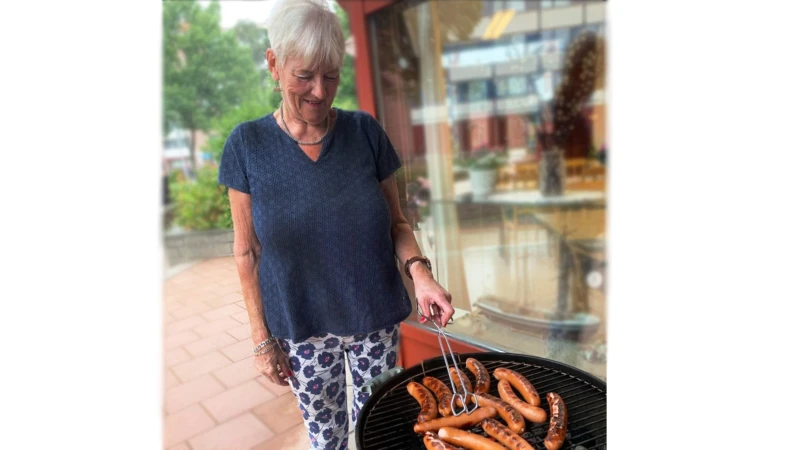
[413,273,454,327]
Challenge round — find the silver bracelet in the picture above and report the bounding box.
[254,341,279,356]
[254,342,278,356]
[253,337,278,353]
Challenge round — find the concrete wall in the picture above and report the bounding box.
[164,229,234,267]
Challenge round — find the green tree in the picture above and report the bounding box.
[167,91,279,232]
[232,20,271,89]
[163,0,260,169]
[204,90,280,163]
[332,3,358,111]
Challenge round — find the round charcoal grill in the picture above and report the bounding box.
[355,352,606,450]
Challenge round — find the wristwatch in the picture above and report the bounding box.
[404,256,431,280]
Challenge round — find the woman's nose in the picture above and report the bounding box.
[311,79,325,100]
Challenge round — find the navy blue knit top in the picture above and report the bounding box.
[218,109,412,343]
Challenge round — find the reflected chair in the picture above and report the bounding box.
[567,179,605,191]
[511,162,538,190]
[495,166,514,191]
[566,161,605,191]
[565,158,588,183]
[583,163,606,181]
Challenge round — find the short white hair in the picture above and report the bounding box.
[266,0,345,71]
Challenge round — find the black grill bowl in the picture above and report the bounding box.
[355,352,606,450]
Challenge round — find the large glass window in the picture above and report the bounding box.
[370,0,607,379]
[467,80,488,102]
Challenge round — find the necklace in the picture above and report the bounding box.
[279,101,330,146]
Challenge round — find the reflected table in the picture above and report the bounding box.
[457,189,606,259]
[454,189,607,332]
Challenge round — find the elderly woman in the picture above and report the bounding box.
[217,0,454,448]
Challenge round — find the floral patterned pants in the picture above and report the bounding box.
[280,324,400,450]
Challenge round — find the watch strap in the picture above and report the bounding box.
[404,256,431,280]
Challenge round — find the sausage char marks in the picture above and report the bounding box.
[413,406,498,434]
[449,367,473,394]
[544,392,568,450]
[465,358,490,394]
[423,431,466,450]
[423,376,456,417]
[493,367,540,406]
[497,379,548,423]
[437,427,507,450]
[449,367,474,407]
[407,381,438,422]
[473,393,525,434]
[480,418,535,450]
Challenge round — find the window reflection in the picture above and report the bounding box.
[370,0,607,378]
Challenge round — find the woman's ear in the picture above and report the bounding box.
[265,49,278,81]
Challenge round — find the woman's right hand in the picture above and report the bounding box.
[253,345,293,386]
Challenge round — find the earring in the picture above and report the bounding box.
[273,83,282,93]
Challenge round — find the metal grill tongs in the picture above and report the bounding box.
[417,302,479,416]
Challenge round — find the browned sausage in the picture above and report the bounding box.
[465,358,490,394]
[544,392,568,450]
[407,381,438,422]
[423,376,455,417]
[481,418,535,450]
[497,380,547,423]
[437,427,507,450]
[423,431,466,450]
[449,367,473,394]
[449,367,474,407]
[474,393,525,434]
[493,367,540,406]
[413,406,498,434]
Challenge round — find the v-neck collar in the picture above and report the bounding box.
[268,108,340,165]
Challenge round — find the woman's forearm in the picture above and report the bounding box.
[234,247,271,343]
[391,221,433,280]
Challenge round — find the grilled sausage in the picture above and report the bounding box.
[481,418,535,450]
[544,392,568,450]
[408,381,438,422]
[423,376,455,417]
[465,358,490,394]
[493,368,540,406]
[474,393,525,434]
[497,380,547,423]
[423,431,466,450]
[449,367,474,407]
[413,407,498,434]
[449,367,473,395]
[438,427,507,450]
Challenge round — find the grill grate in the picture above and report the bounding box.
[356,352,606,450]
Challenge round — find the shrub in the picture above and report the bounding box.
[169,165,232,230]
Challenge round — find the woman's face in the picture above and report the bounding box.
[267,49,340,126]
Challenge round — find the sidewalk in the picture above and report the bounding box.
[163,256,357,449]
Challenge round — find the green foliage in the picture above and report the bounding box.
[232,20,271,88]
[204,89,281,163]
[332,4,358,111]
[454,150,508,171]
[162,0,260,154]
[232,20,271,67]
[169,165,232,231]
[165,1,360,231]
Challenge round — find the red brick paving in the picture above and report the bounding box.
[188,413,275,450]
[201,380,275,423]
[162,257,317,449]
